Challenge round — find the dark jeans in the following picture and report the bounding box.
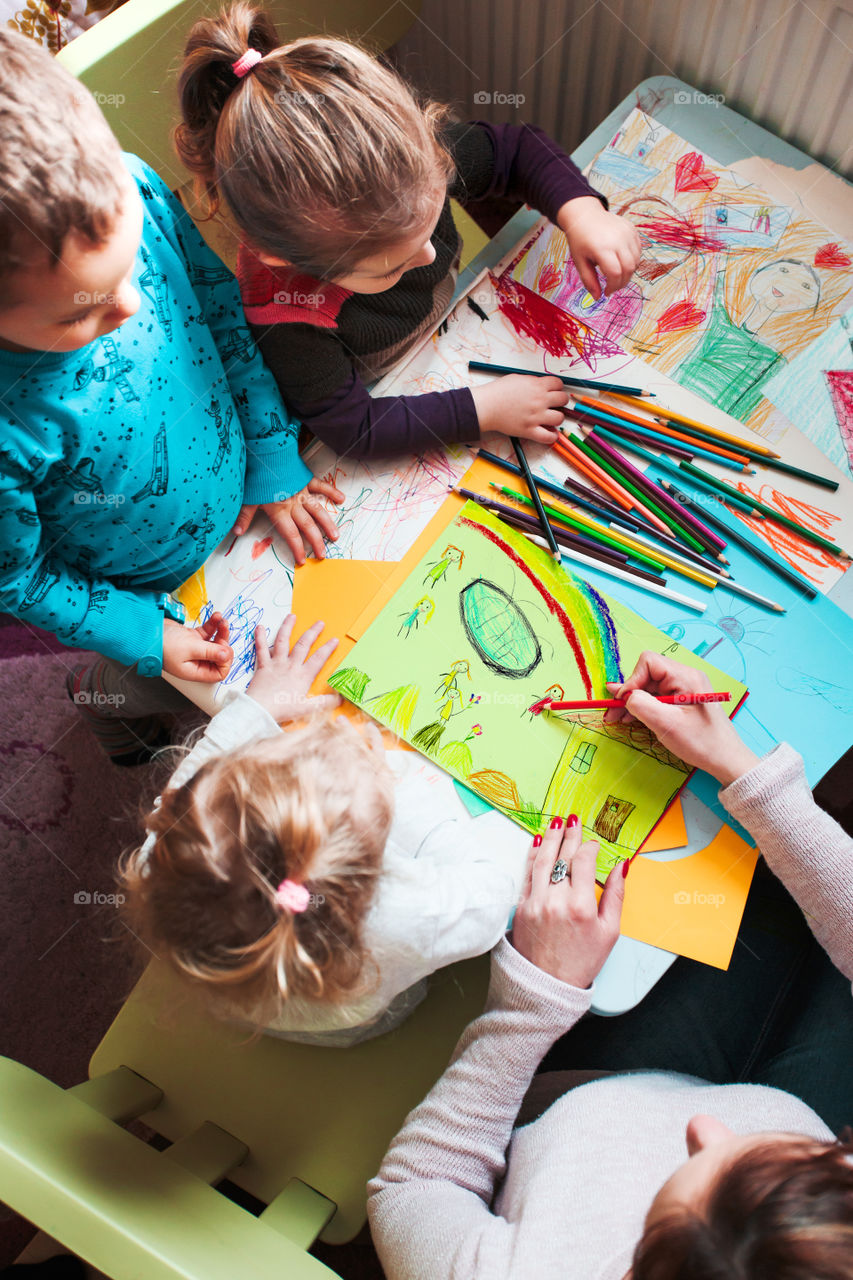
[540,857,853,1136]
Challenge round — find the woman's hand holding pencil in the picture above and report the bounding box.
[604,653,758,786]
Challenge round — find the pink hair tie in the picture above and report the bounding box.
[274,879,311,913]
[232,48,263,79]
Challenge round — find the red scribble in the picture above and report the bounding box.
[733,482,847,583]
[674,152,720,195]
[656,300,706,335]
[814,243,852,270]
[631,217,725,255]
[252,536,274,559]
[457,513,594,696]
[538,262,563,293]
[825,370,853,470]
[223,535,238,557]
[492,272,623,364]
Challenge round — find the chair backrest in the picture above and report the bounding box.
[0,1056,340,1280]
[56,0,420,189]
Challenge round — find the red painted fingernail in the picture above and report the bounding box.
[533,835,543,847]
[568,814,578,827]
[550,817,563,829]
[622,858,631,878]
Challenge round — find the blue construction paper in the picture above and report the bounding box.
[562,472,853,831]
[453,779,496,817]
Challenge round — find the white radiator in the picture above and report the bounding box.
[392,0,853,178]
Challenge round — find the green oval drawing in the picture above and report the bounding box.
[459,579,542,678]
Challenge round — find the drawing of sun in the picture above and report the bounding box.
[661,592,774,683]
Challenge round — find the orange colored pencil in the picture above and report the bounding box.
[553,436,634,510]
[602,391,780,458]
[558,429,673,535]
[575,393,751,464]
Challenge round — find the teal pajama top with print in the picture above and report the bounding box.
[0,154,310,676]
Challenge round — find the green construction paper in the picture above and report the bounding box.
[330,502,746,877]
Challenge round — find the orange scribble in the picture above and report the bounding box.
[733,482,847,584]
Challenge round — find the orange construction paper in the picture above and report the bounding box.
[621,827,760,969]
[637,799,688,853]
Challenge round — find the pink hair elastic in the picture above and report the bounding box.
[275,879,310,913]
[232,49,263,79]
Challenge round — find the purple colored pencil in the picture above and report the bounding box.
[585,431,728,555]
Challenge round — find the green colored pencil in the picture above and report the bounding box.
[678,461,850,561]
[573,432,709,556]
[491,484,669,573]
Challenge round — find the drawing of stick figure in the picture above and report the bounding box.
[398,595,434,637]
[526,682,564,719]
[423,544,464,587]
[436,659,471,721]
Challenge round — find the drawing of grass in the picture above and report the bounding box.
[369,684,420,735]
[328,666,371,702]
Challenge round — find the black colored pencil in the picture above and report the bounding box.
[512,436,561,559]
[467,360,655,396]
[453,485,631,568]
[661,482,819,601]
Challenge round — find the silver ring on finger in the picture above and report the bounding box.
[550,858,569,885]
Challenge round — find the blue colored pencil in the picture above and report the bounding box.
[568,401,756,473]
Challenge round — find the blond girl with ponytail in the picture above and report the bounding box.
[175,4,641,518]
[120,615,529,1045]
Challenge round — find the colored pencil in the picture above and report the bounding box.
[580,430,723,558]
[569,433,708,555]
[537,692,732,712]
[749,455,840,492]
[599,394,837,489]
[491,483,673,574]
[566,400,755,473]
[478,447,634,529]
[602,392,781,458]
[554,435,636,510]
[594,431,763,516]
[467,360,655,396]
[559,432,672,532]
[574,393,753,465]
[476,447,728,572]
[678,462,850,560]
[513,528,707,611]
[660,482,820,600]
[452,485,636,570]
[583,429,727,554]
[571,410,695,462]
[512,436,560,560]
[490,510,669,586]
[621,522,784,611]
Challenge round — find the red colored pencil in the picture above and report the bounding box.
[529,692,732,714]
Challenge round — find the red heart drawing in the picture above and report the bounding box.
[251,535,274,559]
[814,242,852,270]
[674,152,719,194]
[537,263,563,294]
[656,300,706,334]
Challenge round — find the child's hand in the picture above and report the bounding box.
[162,612,233,684]
[511,817,624,990]
[471,374,567,444]
[246,614,342,722]
[605,651,758,786]
[557,196,641,300]
[232,477,345,566]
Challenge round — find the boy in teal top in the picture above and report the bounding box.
[0,31,341,761]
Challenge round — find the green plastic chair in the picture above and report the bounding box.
[0,954,489,1276]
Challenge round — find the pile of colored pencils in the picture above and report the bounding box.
[464,362,850,614]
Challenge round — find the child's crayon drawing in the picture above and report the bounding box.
[330,500,745,878]
[509,110,853,440]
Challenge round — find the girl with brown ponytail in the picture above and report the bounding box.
[175,4,640,506]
